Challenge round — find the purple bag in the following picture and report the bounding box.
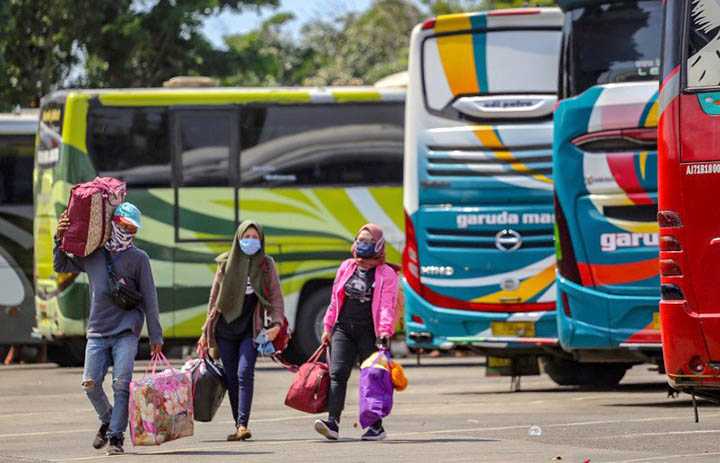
[358,349,394,429]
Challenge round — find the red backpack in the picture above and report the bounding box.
[284,344,330,414]
[61,177,127,257]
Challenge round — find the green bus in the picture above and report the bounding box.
[34,86,405,365]
[0,110,38,350]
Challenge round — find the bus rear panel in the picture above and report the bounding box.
[404,9,563,361]
[554,0,662,363]
[659,0,720,392]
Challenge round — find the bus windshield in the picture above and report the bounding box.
[423,28,560,112]
[564,0,662,96]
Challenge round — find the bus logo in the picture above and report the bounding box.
[495,229,522,252]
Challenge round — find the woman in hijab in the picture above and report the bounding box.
[198,220,284,441]
[314,223,399,442]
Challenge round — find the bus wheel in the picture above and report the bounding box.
[48,338,86,367]
[543,357,629,387]
[294,286,331,362]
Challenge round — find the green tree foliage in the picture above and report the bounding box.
[0,0,87,110]
[79,0,280,89]
[0,0,277,109]
[221,0,556,87]
[300,0,423,85]
[423,0,556,14]
[222,12,315,86]
[0,0,558,109]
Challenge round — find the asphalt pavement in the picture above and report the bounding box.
[1,356,719,463]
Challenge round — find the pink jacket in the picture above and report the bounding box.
[323,259,399,337]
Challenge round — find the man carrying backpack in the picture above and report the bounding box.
[54,202,163,456]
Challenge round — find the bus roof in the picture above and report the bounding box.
[422,7,562,33]
[0,109,38,135]
[41,86,405,108]
[557,0,642,12]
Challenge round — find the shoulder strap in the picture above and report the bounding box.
[102,248,117,280]
[271,353,299,373]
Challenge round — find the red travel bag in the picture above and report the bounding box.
[61,177,127,257]
[284,344,330,414]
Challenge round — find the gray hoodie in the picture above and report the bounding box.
[53,243,163,345]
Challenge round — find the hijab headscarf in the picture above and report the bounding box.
[214,220,271,323]
[352,223,386,269]
[104,221,135,253]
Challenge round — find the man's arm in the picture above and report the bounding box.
[138,254,163,350]
[52,211,84,274]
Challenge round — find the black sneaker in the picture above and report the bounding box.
[314,419,339,441]
[106,436,124,455]
[92,423,109,449]
[361,423,386,441]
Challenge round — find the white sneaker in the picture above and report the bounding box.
[314,419,339,441]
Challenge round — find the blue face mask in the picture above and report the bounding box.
[239,238,261,255]
[355,240,376,258]
[254,331,276,356]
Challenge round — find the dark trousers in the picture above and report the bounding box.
[216,335,258,427]
[328,320,376,422]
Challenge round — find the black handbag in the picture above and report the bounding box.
[189,356,227,422]
[103,249,143,311]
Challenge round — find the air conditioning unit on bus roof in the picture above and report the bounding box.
[162,76,219,88]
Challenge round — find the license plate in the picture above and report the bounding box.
[487,356,513,369]
[491,321,535,337]
[486,356,540,377]
[652,312,660,331]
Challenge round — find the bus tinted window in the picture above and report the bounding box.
[240,103,404,187]
[423,30,560,112]
[87,107,171,187]
[177,111,232,186]
[686,0,720,89]
[564,1,661,97]
[0,135,34,205]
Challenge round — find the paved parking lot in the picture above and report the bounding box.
[2,356,720,463]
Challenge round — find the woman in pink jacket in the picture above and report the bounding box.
[314,223,398,442]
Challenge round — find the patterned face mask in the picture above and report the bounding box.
[105,222,135,253]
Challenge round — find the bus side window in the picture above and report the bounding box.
[0,135,34,206]
[239,104,404,188]
[686,0,720,89]
[176,112,231,187]
[87,107,171,187]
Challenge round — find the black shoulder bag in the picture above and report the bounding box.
[103,249,143,311]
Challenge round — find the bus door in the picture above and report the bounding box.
[675,4,720,360]
[171,108,239,338]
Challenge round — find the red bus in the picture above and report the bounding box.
[659,0,720,397]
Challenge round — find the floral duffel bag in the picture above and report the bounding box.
[129,353,194,446]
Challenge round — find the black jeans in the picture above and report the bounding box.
[328,320,376,422]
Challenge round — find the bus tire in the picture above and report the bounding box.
[294,286,331,362]
[543,357,628,387]
[48,338,86,367]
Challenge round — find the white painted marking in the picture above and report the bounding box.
[609,451,720,463]
[0,428,94,439]
[597,429,720,439]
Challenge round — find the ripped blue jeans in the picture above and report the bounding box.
[81,332,138,440]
